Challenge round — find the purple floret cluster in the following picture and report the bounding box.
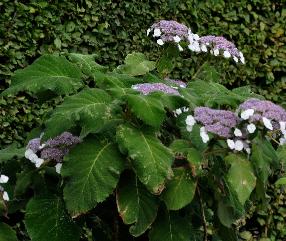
[164,78,187,88]
[26,132,81,163]
[132,83,180,96]
[149,20,189,42]
[239,98,286,124]
[194,107,239,137]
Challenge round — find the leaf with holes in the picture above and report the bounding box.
[25,196,80,241]
[161,168,197,210]
[1,55,83,96]
[117,173,159,237]
[116,124,174,194]
[62,138,125,215]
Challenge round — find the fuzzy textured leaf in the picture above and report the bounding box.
[127,94,166,128]
[116,125,174,194]
[1,55,83,96]
[117,174,159,237]
[161,168,197,210]
[62,138,125,215]
[44,88,121,139]
[25,196,80,241]
[226,154,256,205]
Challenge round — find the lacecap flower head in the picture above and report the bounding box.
[132,83,180,96]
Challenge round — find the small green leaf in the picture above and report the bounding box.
[1,55,83,96]
[25,196,80,241]
[0,223,18,241]
[127,94,165,128]
[62,138,125,215]
[169,139,191,157]
[161,168,196,210]
[117,124,174,194]
[117,173,159,237]
[157,45,179,76]
[0,144,25,163]
[149,209,192,241]
[116,53,156,76]
[226,154,256,205]
[275,177,286,186]
[187,148,203,176]
[217,201,237,228]
[54,38,62,49]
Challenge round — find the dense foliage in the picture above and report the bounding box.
[1,0,285,150]
[0,20,286,241]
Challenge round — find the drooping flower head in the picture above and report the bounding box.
[199,35,244,63]
[194,107,239,137]
[132,83,180,96]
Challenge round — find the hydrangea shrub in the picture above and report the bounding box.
[0,20,285,241]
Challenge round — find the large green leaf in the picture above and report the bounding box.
[149,209,192,241]
[44,88,122,139]
[226,154,256,205]
[68,53,107,77]
[0,223,18,241]
[62,138,125,215]
[116,125,174,194]
[116,173,159,237]
[116,53,156,76]
[156,45,179,76]
[1,55,83,96]
[126,94,166,128]
[161,168,197,210]
[251,137,278,184]
[0,144,25,163]
[25,196,80,241]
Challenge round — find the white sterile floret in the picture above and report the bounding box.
[147,28,151,36]
[175,108,182,116]
[185,115,196,126]
[223,51,231,58]
[227,139,235,150]
[234,140,244,151]
[239,52,245,64]
[233,56,239,63]
[279,137,286,145]
[0,175,9,184]
[213,49,219,56]
[201,44,207,52]
[25,149,34,159]
[247,123,256,133]
[193,34,200,41]
[55,163,62,174]
[153,28,161,37]
[35,158,44,168]
[157,39,164,46]
[262,117,273,130]
[182,107,189,112]
[186,125,194,132]
[200,127,209,143]
[245,147,251,154]
[234,128,242,137]
[280,121,286,131]
[178,44,183,51]
[241,109,254,120]
[2,191,9,201]
[173,35,181,43]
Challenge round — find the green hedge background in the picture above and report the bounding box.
[0,1,286,239]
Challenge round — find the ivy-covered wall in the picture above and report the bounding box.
[0,0,285,147]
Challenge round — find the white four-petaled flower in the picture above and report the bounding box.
[241,109,254,120]
[262,117,273,130]
[247,123,256,133]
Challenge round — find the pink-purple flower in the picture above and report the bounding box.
[132,83,180,96]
